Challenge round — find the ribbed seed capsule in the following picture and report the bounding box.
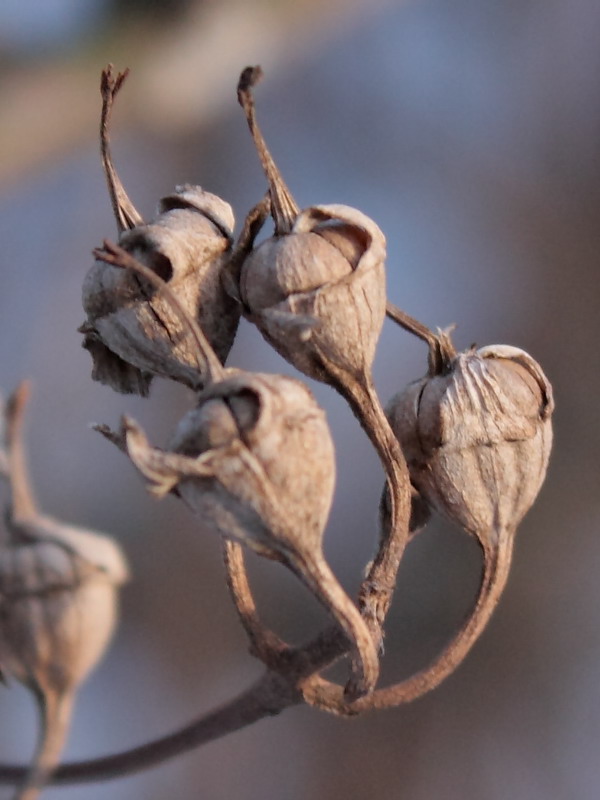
[387,344,554,542]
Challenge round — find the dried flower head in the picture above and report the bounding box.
[94,244,379,700]
[80,66,239,396]
[0,383,128,799]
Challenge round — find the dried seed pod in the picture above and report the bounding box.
[387,342,554,542]
[0,383,128,800]
[80,66,239,396]
[233,67,412,662]
[359,337,555,706]
[235,67,386,390]
[93,244,379,700]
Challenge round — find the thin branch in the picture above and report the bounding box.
[222,540,291,669]
[0,534,514,783]
[385,301,457,374]
[237,67,300,235]
[0,672,302,786]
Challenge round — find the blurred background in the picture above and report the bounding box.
[0,0,598,798]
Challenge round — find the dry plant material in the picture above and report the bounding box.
[377,332,554,701]
[93,242,379,700]
[0,383,128,799]
[0,63,557,792]
[233,66,413,652]
[80,65,239,396]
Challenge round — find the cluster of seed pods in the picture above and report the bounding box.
[0,60,555,800]
[80,64,554,718]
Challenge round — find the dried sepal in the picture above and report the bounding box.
[82,66,239,396]
[101,370,379,699]
[0,383,128,799]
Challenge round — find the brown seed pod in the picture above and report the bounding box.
[80,65,239,396]
[234,67,386,390]
[0,383,128,800]
[387,342,554,543]
[94,244,379,700]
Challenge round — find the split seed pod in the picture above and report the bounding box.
[94,243,379,700]
[0,383,128,800]
[234,67,386,395]
[81,65,239,396]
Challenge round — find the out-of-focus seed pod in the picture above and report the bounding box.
[80,66,239,396]
[0,383,128,800]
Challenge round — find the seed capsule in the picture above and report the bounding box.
[387,343,554,542]
[81,66,239,396]
[234,67,386,390]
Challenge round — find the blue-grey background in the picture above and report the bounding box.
[0,1,598,798]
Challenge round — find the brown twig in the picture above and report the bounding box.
[237,67,300,235]
[385,301,457,374]
[99,65,143,234]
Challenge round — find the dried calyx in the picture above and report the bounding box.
[81,65,239,397]
[232,66,413,656]
[93,243,380,701]
[0,383,128,800]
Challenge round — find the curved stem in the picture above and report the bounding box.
[222,540,290,667]
[287,551,379,701]
[0,534,514,783]
[15,691,74,800]
[302,533,515,713]
[100,65,143,234]
[333,374,412,644]
[385,301,456,374]
[237,67,300,235]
